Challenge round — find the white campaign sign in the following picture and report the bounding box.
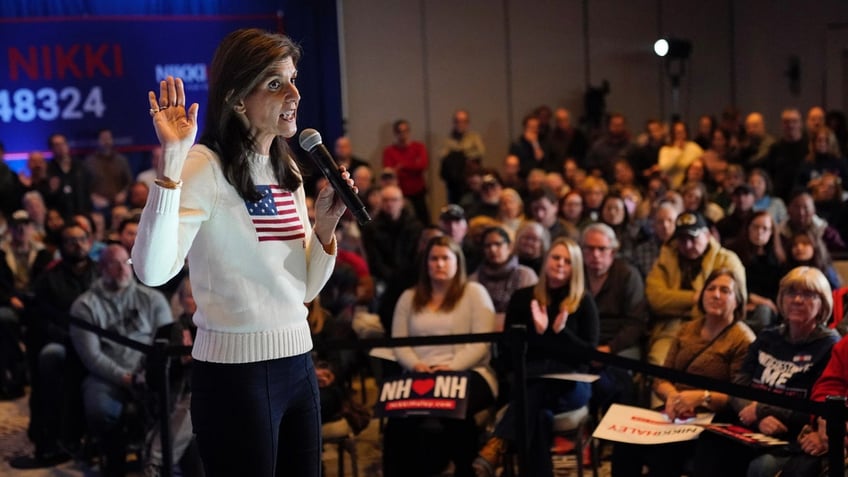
[592,404,714,445]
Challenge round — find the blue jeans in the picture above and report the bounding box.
[191,353,321,477]
[82,374,131,436]
[82,375,135,476]
[494,379,591,477]
[747,453,789,477]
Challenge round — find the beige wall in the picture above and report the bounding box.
[339,0,848,222]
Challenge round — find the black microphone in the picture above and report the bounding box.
[298,129,371,225]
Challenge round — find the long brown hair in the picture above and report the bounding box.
[732,211,786,265]
[412,236,467,312]
[200,28,302,200]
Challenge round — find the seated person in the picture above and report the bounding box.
[728,211,787,333]
[0,210,53,398]
[696,266,839,477]
[581,223,648,410]
[612,269,755,477]
[469,226,538,329]
[514,220,550,275]
[11,224,98,469]
[316,358,345,426]
[382,236,497,477]
[716,184,756,245]
[786,231,842,290]
[69,244,172,476]
[771,316,848,476]
[474,238,600,477]
[778,191,846,254]
[645,212,747,376]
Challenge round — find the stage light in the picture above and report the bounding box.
[654,39,669,57]
[654,38,692,59]
[654,37,692,123]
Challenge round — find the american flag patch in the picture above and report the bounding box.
[245,186,305,242]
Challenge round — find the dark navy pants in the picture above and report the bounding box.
[191,353,321,477]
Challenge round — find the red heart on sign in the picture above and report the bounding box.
[412,378,435,396]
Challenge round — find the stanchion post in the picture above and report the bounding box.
[508,324,528,475]
[825,395,846,477]
[152,338,173,477]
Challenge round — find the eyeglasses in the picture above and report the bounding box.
[484,241,507,249]
[784,288,820,301]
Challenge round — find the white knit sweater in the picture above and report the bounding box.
[132,144,336,364]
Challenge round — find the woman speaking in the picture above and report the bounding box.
[132,29,350,476]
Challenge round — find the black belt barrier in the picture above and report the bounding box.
[68,317,847,477]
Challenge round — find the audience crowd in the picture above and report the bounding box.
[1,103,848,477]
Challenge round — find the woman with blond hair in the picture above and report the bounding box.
[474,237,599,477]
[580,175,608,223]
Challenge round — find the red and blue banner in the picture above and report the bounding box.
[0,14,280,162]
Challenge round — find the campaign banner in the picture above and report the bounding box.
[592,403,714,445]
[0,14,280,158]
[704,424,790,448]
[376,371,470,419]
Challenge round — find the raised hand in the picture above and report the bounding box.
[148,76,199,179]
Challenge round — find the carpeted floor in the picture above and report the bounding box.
[0,392,104,476]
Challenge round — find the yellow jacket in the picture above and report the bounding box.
[646,235,746,321]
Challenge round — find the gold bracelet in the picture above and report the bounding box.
[154,177,182,190]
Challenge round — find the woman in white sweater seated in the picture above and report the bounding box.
[383,235,497,477]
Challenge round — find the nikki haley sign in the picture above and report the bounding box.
[0,14,279,159]
[376,371,471,419]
